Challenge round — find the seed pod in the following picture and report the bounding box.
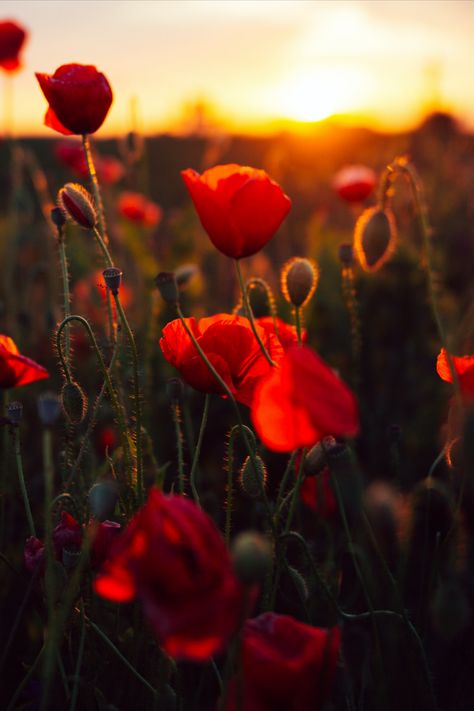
[61,381,87,424]
[57,183,97,229]
[103,267,122,295]
[239,454,267,499]
[281,257,319,307]
[232,531,272,586]
[89,480,119,521]
[354,206,397,272]
[155,271,179,304]
[7,401,23,425]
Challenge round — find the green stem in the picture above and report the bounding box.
[69,601,86,711]
[82,134,107,240]
[57,229,71,364]
[294,307,303,346]
[171,401,185,495]
[13,426,36,537]
[114,294,143,504]
[234,259,275,366]
[275,450,297,515]
[92,226,114,268]
[41,427,55,711]
[225,425,239,546]
[189,394,210,505]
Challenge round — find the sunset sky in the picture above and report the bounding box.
[2,0,474,136]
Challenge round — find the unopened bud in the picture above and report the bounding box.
[7,401,23,425]
[281,257,319,307]
[239,455,267,499]
[304,436,337,476]
[38,391,61,427]
[61,381,87,424]
[155,272,179,304]
[51,206,66,230]
[57,183,97,229]
[354,206,397,272]
[89,480,119,521]
[232,531,272,586]
[102,267,122,296]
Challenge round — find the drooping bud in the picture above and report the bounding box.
[231,531,272,586]
[57,183,97,229]
[102,267,122,296]
[304,436,337,476]
[89,480,119,521]
[239,454,267,499]
[354,206,397,273]
[7,401,23,425]
[155,271,179,305]
[281,257,319,307]
[61,381,87,424]
[38,391,61,427]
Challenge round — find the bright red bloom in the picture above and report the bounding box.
[181,164,291,259]
[94,488,246,660]
[224,613,341,711]
[332,165,376,203]
[0,335,49,389]
[251,345,358,452]
[437,348,474,399]
[35,63,113,135]
[0,20,27,73]
[256,316,307,351]
[160,314,283,407]
[117,191,162,228]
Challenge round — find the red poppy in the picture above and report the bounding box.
[0,335,49,389]
[332,165,376,203]
[300,467,337,518]
[160,314,283,407]
[256,316,307,351]
[0,20,27,73]
[36,63,113,135]
[94,488,246,660]
[437,348,474,399]
[117,191,162,228]
[181,164,291,259]
[251,345,358,452]
[224,613,341,711]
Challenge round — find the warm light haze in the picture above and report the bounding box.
[3,0,474,136]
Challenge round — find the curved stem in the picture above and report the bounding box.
[234,259,275,366]
[189,394,210,505]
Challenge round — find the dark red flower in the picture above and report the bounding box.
[53,511,83,559]
[90,520,121,569]
[0,335,49,389]
[96,426,118,455]
[0,20,27,73]
[24,536,45,573]
[224,613,341,711]
[437,348,474,400]
[181,164,291,259]
[251,345,358,452]
[300,467,337,518]
[332,165,376,203]
[117,191,162,227]
[35,63,113,135]
[94,488,246,660]
[256,316,307,351]
[160,314,283,407]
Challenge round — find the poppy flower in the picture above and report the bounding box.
[0,20,27,73]
[117,191,162,228]
[333,165,376,203]
[94,488,246,660]
[35,63,113,135]
[437,348,474,400]
[181,164,291,259]
[224,613,341,711]
[0,335,49,389]
[251,345,358,452]
[160,314,284,407]
[256,316,307,351]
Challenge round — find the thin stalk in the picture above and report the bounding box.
[57,227,71,364]
[69,602,86,711]
[13,426,36,537]
[41,427,55,711]
[275,450,297,515]
[225,425,239,546]
[171,401,185,494]
[189,394,210,505]
[92,226,114,268]
[294,307,303,346]
[341,265,362,390]
[82,134,107,239]
[234,259,275,366]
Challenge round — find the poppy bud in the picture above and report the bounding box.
[338,243,354,267]
[57,183,97,229]
[281,257,318,308]
[7,401,23,425]
[232,531,272,586]
[89,480,119,521]
[304,436,337,476]
[155,272,179,305]
[354,206,397,272]
[239,454,267,499]
[102,267,122,296]
[38,391,61,427]
[61,381,87,424]
[51,206,66,230]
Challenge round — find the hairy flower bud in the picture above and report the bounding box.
[304,436,337,476]
[232,531,272,586]
[281,257,318,308]
[61,381,87,424]
[57,182,97,229]
[239,454,267,499]
[354,206,397,272]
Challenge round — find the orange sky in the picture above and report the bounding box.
[2,0,474,136]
